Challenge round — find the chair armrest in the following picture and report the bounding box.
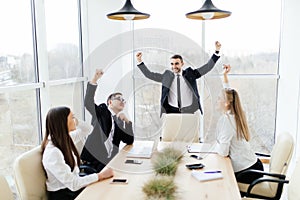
[255,153,271,164]
[238,169,289,199]
[246,177,289,197]
[255,152,271,157]
[237,169,286,180]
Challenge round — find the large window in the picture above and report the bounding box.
[0,0,38,179]
[133,0,281,153]
[204,0,281,153]
[0,0,35,86]
[0,0,85,189]
[45,0,82,80]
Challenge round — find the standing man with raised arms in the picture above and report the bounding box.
[136,41,222,116]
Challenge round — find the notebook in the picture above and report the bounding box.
[191,170,223,182]
[126,140,155,158]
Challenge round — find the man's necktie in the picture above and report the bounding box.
[177,75,182,108]
[104,115,116,158]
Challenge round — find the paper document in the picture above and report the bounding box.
[191,170,223,181]
[187,143,217,153]
[126,140,154,158]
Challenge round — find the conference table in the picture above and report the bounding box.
[76,141,241,200]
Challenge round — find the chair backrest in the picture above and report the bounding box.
[269,132,294,192]
[269,132,294,174]
[288,158,300,200]
[161,113,200,143]
[0,175,14,200]
[14,146,48,200]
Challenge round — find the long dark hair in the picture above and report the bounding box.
[41,106,80,171]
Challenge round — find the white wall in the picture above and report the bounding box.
[276,0,300,159]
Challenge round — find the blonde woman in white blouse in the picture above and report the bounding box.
[215,65,264,184]
[41,106,113,200]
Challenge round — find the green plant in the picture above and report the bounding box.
[142,176,177,200]
[161,147,183,161]
[153,147,183,176]
[153,156,178,176]
[143,147,183,199]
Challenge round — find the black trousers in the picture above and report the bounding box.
[48,188,84,200]
[81,160,106,173]
[235,158,264,184]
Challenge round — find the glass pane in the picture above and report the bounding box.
[45,0,81,80]
[49,82,84,120]
[134,77,162,140]
[0,0,35,86]
[203,77,277,153]
[0,90,39,175]
[205,0,281,74]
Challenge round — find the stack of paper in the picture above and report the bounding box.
[191,170,223,182]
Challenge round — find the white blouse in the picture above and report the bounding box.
[215,114,257,172]
[42,121,98,192]
[215,82,257,172]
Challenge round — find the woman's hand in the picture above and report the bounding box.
[223,64,231,74]
[97,168,114,181]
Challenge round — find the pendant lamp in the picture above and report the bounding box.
[186,0,231,20]
[107,0,150,20]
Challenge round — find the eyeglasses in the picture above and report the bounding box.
[111,96,126,103]
[171,62,180,66]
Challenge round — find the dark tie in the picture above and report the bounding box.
[112,115,118,129]
[112,115,117,123]
[177,75,182,108]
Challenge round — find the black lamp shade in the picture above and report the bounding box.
[186,0,231,20]
[107,0,150,20]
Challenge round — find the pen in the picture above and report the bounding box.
[204,170,222,174]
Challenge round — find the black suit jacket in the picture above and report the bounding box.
[137,54,220,115]
[81,83,134,167]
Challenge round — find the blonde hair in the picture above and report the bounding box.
[224,88,250,141]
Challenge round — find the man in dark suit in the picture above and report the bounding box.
[81,69,134,172]
[136,41,221,116]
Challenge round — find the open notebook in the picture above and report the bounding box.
[126,140,155,158]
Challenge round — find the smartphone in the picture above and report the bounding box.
[110,178,128,184]
[185,163,205,170]
[190,154,203,160]
[125,159,143,164]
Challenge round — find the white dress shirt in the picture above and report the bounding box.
[168,72,193,108]
[42,121,98,192]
